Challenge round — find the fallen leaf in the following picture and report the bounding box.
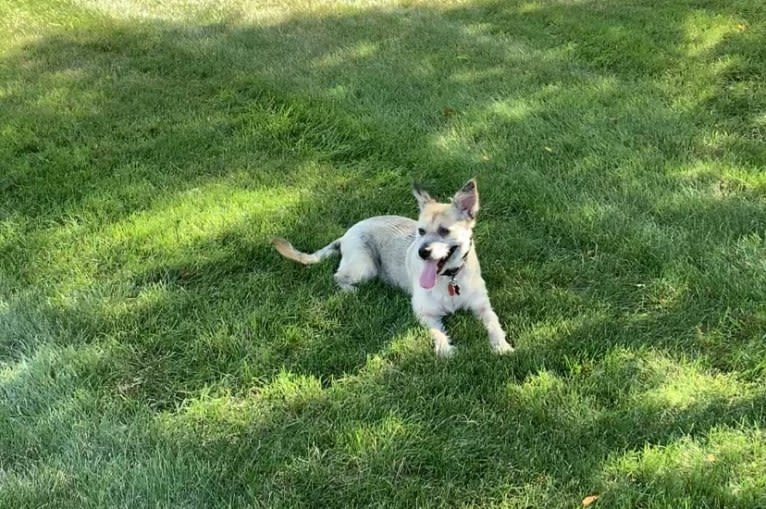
[705,454,716,463]
[582,494,599,507]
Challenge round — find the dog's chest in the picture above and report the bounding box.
[418,279,471,315]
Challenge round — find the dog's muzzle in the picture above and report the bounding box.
[418,242,460,290]
[418,243,458,271]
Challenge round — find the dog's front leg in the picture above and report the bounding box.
[418,313,455,358]
[472,300,514,354]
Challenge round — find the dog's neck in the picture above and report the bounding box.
[439,237,473,278]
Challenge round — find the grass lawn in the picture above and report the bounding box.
[2,0,766,506]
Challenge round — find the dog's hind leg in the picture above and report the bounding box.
[333,237,378,292]
[334,256,376,291]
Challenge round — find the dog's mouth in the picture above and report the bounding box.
[438,245,459,273]
[419,245,459,290]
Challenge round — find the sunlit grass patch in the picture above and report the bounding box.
[600,428,766,508]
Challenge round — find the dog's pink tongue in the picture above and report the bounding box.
[419,260,438,289]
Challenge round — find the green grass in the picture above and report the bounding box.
[1,0,765,507]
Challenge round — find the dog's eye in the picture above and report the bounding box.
[417,228,426,236]
[437,226,450,237]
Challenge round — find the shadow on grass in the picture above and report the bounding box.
[1,0,765,506]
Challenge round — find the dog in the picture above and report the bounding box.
[272,179,514,357]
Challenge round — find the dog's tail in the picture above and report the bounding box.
[272,237,340,265]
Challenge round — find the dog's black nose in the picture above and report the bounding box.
[418,245,431,260]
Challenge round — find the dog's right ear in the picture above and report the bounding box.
[412,184,434,210]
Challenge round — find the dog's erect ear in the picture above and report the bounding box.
[412,184,434,210]
[453,178,479,219]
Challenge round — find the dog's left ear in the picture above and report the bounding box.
[412,184,434,210]
[453,178,479,219]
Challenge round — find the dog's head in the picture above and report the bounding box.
[412,178,479,289]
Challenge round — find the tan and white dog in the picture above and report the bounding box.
[272,179,513,357]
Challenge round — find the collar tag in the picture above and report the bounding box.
[448,280,460,296]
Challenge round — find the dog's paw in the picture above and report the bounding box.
[491,340,515,355]
[434,342,456,358]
